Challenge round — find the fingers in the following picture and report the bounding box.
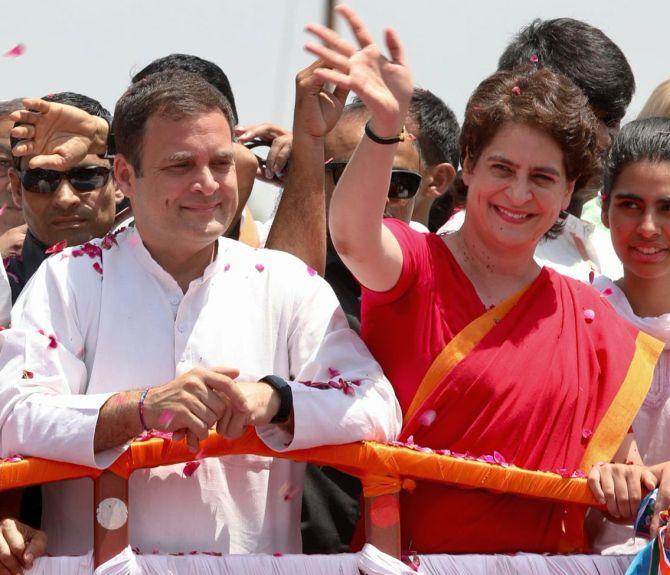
[652,468,670,538]
[217,411,249,439]
[23,528,47,568]
[8,125,34,140]
[235,123,288,142]
[265,136,292,180]
[10,141,33,158]
[185,430,200,453]
[385,28,406,65]
[335,4,376,47]
[27,153,69,171]
[304,23,357,56]
[209,366,240,379]
[312,68,354,92]
[2,523,25,568]
[8,110,41,126]
[20,98,50,114]
[0,522,23,574]
[588,464,606,505]
[304,42,351,74]
[623,471,642,519]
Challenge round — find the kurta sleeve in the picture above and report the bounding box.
[0,255,119,469]
[256,260,401,451]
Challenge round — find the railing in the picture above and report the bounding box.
[0,429,600,568]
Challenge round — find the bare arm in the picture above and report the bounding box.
[305,6,412,291]
[265,60,348,274]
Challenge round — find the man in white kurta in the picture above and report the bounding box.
[0,71,401,556]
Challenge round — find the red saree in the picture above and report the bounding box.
[360,220,663,553]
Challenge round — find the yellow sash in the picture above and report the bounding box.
[404,285,528,427]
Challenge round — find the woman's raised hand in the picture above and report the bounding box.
[304,4,413,135]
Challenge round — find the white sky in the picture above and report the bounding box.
[2,0,668,217]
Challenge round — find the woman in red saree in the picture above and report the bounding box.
[305,6,666,554]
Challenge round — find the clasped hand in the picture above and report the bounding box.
[143,367,281,452]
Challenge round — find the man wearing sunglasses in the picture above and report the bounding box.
[5,92,123,304]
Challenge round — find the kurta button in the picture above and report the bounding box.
[170,297,180,306]
[177,324,185,333]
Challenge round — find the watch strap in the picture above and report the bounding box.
[364,120,406,145]
[260,375,293,424]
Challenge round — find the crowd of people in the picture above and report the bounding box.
[0,4,669,572]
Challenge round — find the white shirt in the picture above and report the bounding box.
[591,276,670,554]
[0,263,9,327]
[0,226,401,556]
[437,210,622,282]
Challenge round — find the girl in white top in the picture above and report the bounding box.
[592,117,670,553]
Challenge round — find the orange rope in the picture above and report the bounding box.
[0,430,600,507]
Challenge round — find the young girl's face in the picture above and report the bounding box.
[603,160,670,281]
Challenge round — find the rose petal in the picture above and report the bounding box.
[306,266,317,276]
[588,270,595,284]
[45,240,68,255]
[158,410,174,427]
[224,263,230,272]
[328,367,341,378]
[47,335,58,349]
[583,309,595,323]
[21,370,33,379]
[529,54,539,63]
[581,428,593,441]
[92,262,103,275]
[255,263,264,272]
[183,461,200,477]
[3,44,26,58]
[493,450,509,467]
[600,287,613,297]
[418,409,436,427]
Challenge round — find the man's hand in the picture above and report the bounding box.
[235,124,293,184]
[588,461,657,521]
[0,225,26,259]
[215,380,282,439]
[0,518,47,575]
[9,99,109,171]
[142,366,247,452]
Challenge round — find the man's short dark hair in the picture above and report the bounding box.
[408,89,460,170]
[11,92,111,169]
[132,53,238,125]
[346,89,460,169]
[113,70,235,176]
[602,117,670,206]
[498,18,635,126]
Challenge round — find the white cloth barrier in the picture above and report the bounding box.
[25,545,635,574]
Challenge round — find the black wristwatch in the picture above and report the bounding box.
[260,375,293,424]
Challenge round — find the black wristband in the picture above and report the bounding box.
[97,117,116,159]
[260,375,293,424]
[364,120,405,145]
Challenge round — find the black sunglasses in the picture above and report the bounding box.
[325,161,422,200]
[18,165,111,194]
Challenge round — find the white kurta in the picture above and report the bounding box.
[591,276,670,554]
[0,262,10,327]
[0,226,401,556]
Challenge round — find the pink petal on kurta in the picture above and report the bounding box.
[583,309,595,323]
[255,263,264,272]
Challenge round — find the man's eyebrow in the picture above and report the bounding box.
[486,154,560,177]
[164,151,194,163]
[612,192,643,202]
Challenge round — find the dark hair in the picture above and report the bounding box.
[346,89,460,169]
[113,70,235,176]
[461,66,600,237]
[0,98,24,118]
[132,53,238,125]
[498,18,634,126]
[602,117,670,206]
[11,92,111,169]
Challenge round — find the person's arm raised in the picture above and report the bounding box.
[265,59,347,274]
[305,5,413,291]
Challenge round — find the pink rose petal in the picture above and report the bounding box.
[224,263,230,272]
[306,266,317,276]
[47,335,58,349]
[529,54,539,63]
[600,287,613,297]
[328,367,341,378]
[45,240,68,255]
[583,309,595,323]
[183,461,200,477]
[158,410,174,427]
[588,270,595,284]
[92,262,103,275]
[3,44,26,58]
[581,428,593,441]
[418,409,437,427]
[493,451,509,467]
[255,263,264,272]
